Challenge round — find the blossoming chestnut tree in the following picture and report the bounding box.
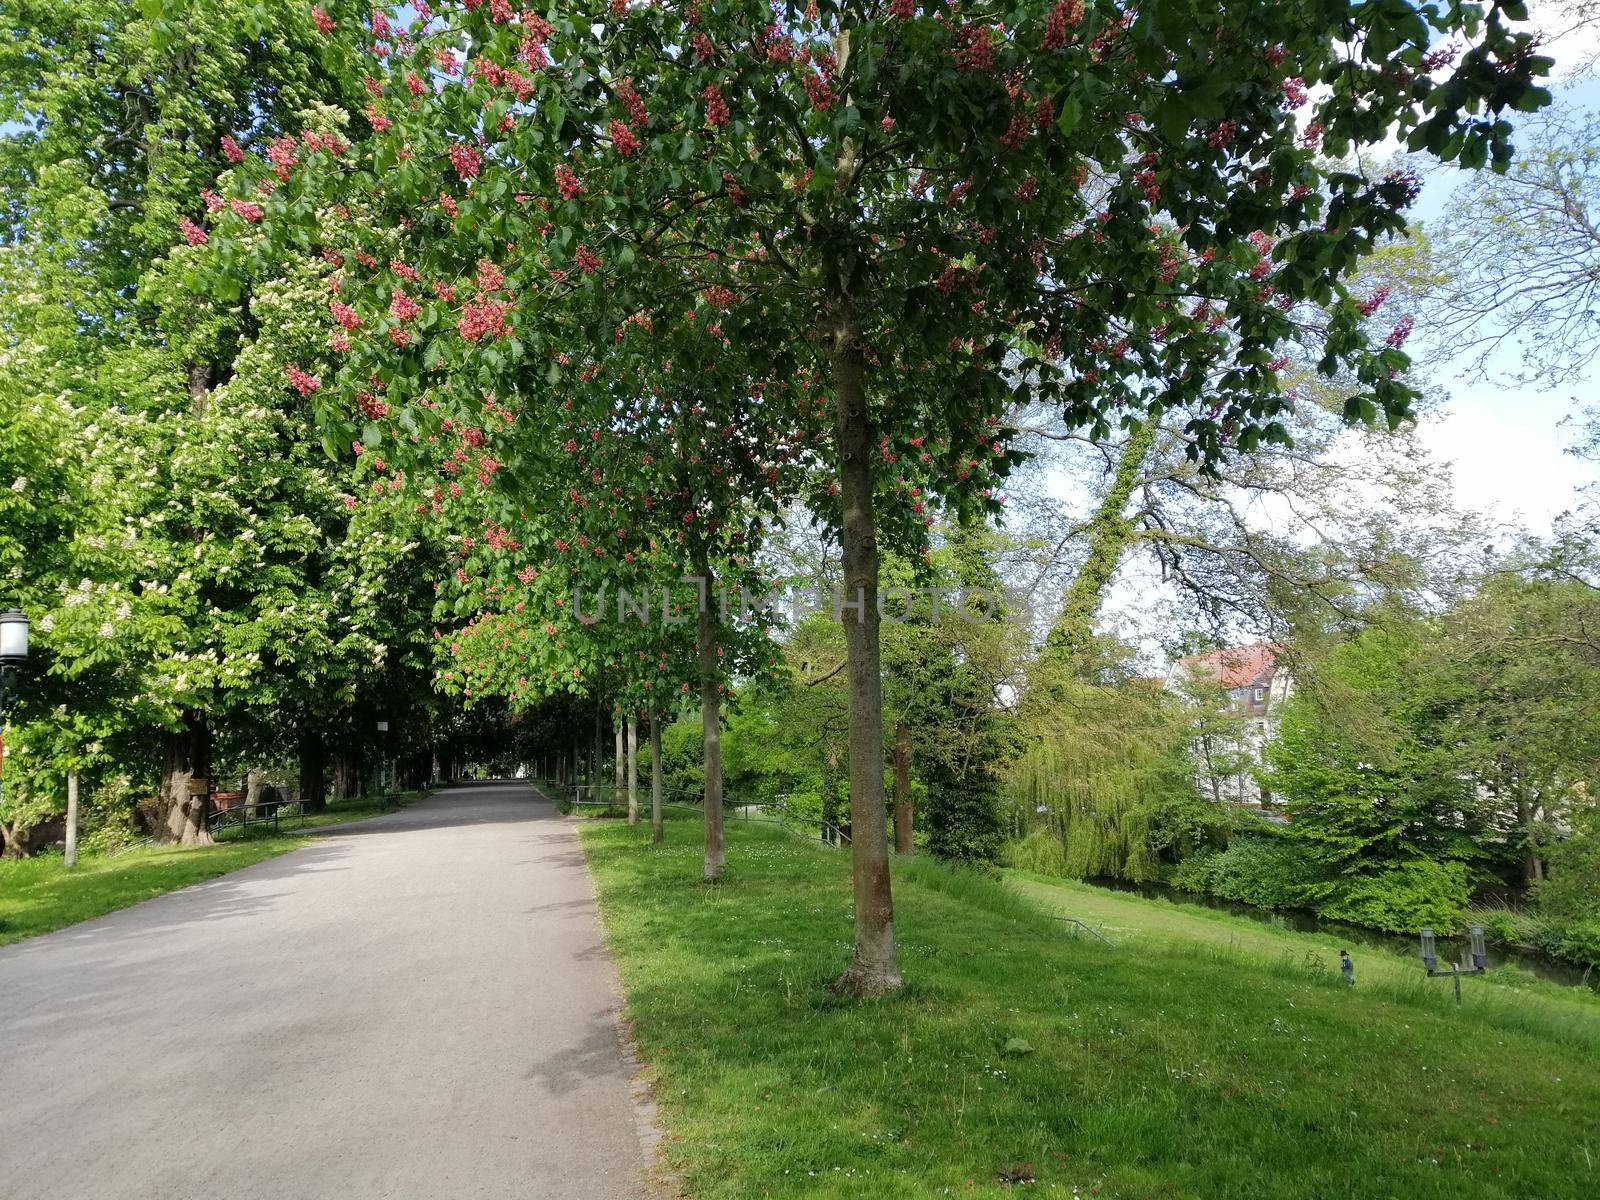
[192,0,1547,993]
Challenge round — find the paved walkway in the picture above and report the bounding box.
[0,783,654,1200]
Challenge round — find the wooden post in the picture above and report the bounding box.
[65,769,79,869]
[614,716,625,806]
[627,714,639,825]
[650,710,664,845]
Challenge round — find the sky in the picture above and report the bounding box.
[1409,3,1598,532]
[1087,2,1600,661]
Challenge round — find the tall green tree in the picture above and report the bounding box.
[194,0,1548,993]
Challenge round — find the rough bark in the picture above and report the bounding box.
[893,720,913,856]
[626,714,639,825]
[299,729,327,811]
[650,710,665,845]
[828,304,902,995]
[696,553,726,880]
[155,711,213,845]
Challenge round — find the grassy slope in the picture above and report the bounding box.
[581,819,1599,1200]
[0,790,426,946]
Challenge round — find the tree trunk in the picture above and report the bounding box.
[299,730,327,811]
[696,552,726,880]
[1046,418,1158,662]
[65,769,79,868]
[650,710,665,845]
[893,720,913,855]
[155,711,213,846]
[828,309,901,995]
[613,715,624,805]
[333,744,360,800]
[627,713,639,825]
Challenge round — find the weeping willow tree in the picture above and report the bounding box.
[1007,649,1198,882]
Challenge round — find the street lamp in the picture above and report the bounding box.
[1419,925,1487,1003]
[0,609,31,809]
[376,719,390,806]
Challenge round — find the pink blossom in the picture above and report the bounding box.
[311,5,335,35]
[229,198,265,221]
[178,218,208,245]
[390,289,422,322]
[458,296,511,342]
[555,164,584,201]
[285,364,321,397]
[220,135,245,163]
[449,142,482,180]
[608,120,640,157]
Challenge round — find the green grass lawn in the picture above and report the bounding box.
[0,836,303,946]
[581,819,1600,1200]
[0,789,427,947]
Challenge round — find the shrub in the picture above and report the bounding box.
[1316,858,1471,933]
[1167,834,1322,911]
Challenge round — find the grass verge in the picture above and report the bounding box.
[0,836,303,946]
[581,819,1599,1200]
[0,789,429,946]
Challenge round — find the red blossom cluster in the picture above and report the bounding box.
[459,296,512,342]
[608,119,640,156]
[802,70,836,112]
[555,164,584,200]
[229,198,264,221]
[1207,120,1239,150]
[449,142,482,179]
[1281,77,1308,108]
[1040,0,1084,51]
[311,5,335,35]
[703,83,730,127]
[330,300,363,329]
[576,244,601,273]
[221,135,245,163]
[390,289,422,322]
[953,24,992,73]
[285,364,320,397]
[178,218,208,246]
[616,81,648,128]
[1357,286,1390,317]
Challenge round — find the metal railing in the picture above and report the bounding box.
[208,797,308,837]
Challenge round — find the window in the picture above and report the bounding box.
[1253,687,1265,702]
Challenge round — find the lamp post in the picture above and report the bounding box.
[376,719,390,808]
[0,610,30,809]
[1419,925,1488,1004]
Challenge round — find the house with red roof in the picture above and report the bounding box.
[1165,643,1294,808]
